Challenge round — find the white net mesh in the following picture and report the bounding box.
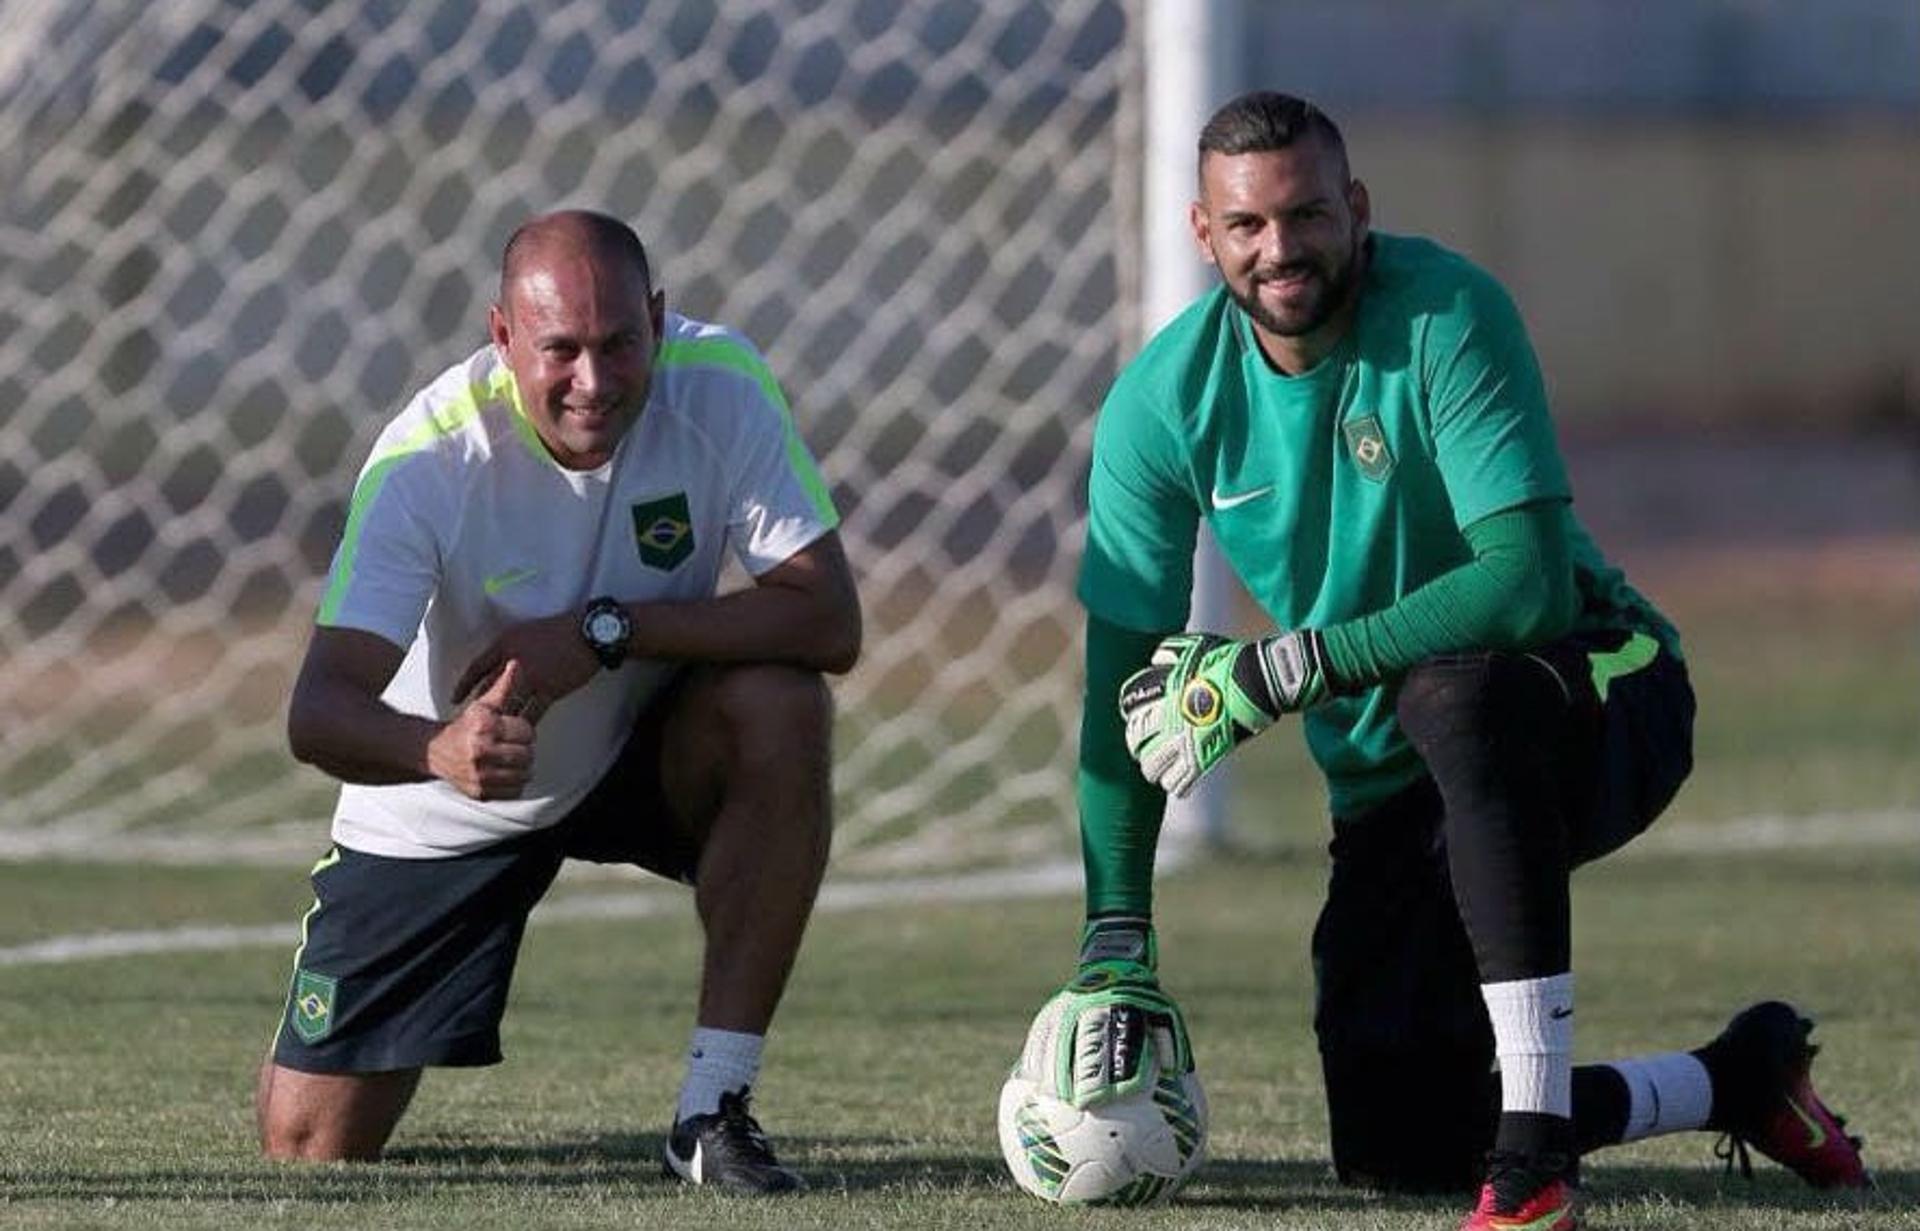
[0,0,1137,871]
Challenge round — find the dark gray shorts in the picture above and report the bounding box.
[270,694,699,1074]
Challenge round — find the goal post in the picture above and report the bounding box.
[1141,0,1243,851]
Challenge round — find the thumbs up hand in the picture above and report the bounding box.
[430,658,537,800]
[476,656,529,712]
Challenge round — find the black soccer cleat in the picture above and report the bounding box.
[1700,1000,1870,1189]
[662,1087,806,1194]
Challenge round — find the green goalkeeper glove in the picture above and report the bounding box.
[1047,917,1194,1108]
[1119,629,1330,798]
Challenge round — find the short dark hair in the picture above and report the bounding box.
[1198,91,1348,174]
[500,209,652,300]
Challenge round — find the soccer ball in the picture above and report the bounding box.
[996,994,1208,1206]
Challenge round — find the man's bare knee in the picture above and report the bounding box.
[711,665,833,761]
[257,1063,420,1162]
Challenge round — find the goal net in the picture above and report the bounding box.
[0,0,1138,873]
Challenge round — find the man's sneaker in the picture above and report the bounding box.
[1701,1000,1870,1189]
[1460,1151,1578,1231]
[662,1088,805,1194]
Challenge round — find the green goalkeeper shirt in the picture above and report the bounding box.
[1076,233,1675,912]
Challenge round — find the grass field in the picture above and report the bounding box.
[0,839,1915,1230]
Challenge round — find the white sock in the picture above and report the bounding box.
[674,1027,764,1123]
[1481,973,1575,1118]
[1607,1051,1713,1141]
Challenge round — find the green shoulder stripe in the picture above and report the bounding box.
[658,336,838,526]
[499,364,560,462]
[316,370,508,625]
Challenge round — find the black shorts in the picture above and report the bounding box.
[1312,628,1694,1190]
[271,687,700,1074]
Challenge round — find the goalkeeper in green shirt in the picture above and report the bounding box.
[1055,92,1868,1229]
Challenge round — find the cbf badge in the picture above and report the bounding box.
[290,969,338,1044]
[1343,415,1395,482]
[631,493,694,570]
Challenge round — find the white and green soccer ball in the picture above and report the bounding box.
[996,994,1208,1206]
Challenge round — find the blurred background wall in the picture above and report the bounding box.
[1242,0,1920,430]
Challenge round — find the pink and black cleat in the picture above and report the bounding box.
[1703,1000,1870,1189]
[1460,1151,1579,1231]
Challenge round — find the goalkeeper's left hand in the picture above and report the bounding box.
[1119,629,1330,798]
[1047,917,1194,1108]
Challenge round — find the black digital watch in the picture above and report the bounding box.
[579,596,632,670]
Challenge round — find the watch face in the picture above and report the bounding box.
[588,610,625,645]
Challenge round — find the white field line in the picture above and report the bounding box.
[0,811,1912,968]
[1621,808,1918,855]
[0,827,322,865]
[0,857,1103,969]
[1,808,1915,865]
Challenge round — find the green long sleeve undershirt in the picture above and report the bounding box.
[1078,618,1170,918]
[1078,500,1577,917]
[1318,499,1578,686]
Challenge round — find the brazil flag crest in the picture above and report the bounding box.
[1342,415,1395,483]
[632,493,694,570]
[290,969,338,1043]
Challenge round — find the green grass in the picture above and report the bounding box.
[0,846,1915,1229]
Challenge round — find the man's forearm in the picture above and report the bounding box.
[624,582,860,675]
[287,674,441,786]
[1319,500,1577,689]
[1080,615,1170,917]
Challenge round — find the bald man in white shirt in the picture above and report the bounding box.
[256,210,858,1195]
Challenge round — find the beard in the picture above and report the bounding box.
[1227,237,1363,339]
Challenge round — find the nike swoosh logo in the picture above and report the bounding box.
[1785,1093,1828,1149]
[483,566,539,595]
[1550,1006,1574,1020]
[1210,484,1274,510]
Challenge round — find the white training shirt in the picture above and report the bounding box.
[314,313,839,858]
